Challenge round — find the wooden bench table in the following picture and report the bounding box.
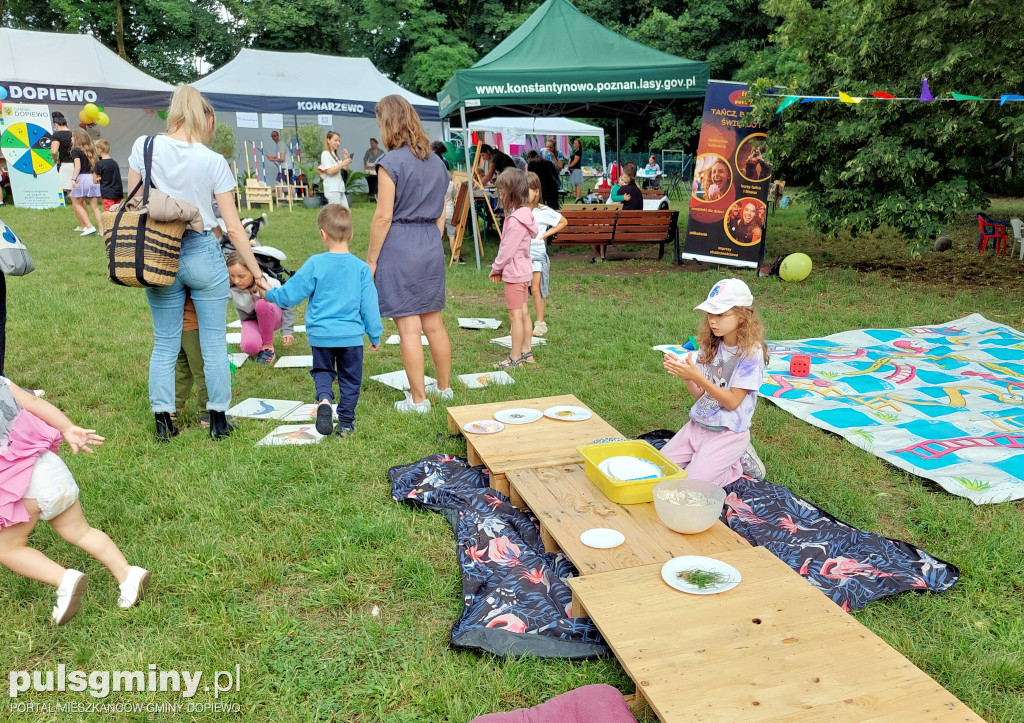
[506,464,747,579]
[569,546,983,723]
[446,394,622,496]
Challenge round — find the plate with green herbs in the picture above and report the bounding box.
[661,556,741,595]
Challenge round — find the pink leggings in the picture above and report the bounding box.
[660,421,749,488]
[239,299,283,354]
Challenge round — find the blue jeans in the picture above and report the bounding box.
[145,231,230,413]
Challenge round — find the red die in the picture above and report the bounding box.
[790,355,811,377]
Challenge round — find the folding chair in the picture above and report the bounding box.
[1009,218,1024,260]
[977,213,1007,254]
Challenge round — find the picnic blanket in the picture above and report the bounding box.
[389,454,609,659]
[761,314,1024,504]
[640,432,961,611]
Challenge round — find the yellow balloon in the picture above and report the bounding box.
[79,109,93,124]
[96,112,110,127]
[84,103,100,121]
[780,253,813,282]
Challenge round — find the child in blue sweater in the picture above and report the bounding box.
[264,206,383,438]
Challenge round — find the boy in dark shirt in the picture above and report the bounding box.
[92,139,124,211]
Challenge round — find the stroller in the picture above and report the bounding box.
[220,236,293,284]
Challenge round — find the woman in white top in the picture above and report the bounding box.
[127,85,268,442]
[320,131,352,208]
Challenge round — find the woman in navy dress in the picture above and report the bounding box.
[368,95,453,413]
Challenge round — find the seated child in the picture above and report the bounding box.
[0,377,148,625]
[264,205,382,438]
[174,292,208,426]
[227,252,294,364]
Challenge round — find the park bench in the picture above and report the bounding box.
[551,208,681,263]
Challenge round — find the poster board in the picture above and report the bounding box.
[0,103,63,209]
[682,81,771,268]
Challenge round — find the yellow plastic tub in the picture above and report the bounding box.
[577,440,687,504]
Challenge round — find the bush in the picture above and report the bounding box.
[209,123,235,161]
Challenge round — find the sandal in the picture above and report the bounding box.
[518,351,536,364]
[495,355,522,370]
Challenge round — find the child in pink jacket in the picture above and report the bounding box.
[489,168,538,369]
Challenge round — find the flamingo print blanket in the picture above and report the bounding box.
[761,314,1024,504]
[389,454,609,659]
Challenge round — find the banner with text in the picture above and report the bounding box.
[0,103,64,209]
[683,81,770,268]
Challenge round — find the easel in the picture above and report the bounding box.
[470,150,504,245]
[448,173,483,266]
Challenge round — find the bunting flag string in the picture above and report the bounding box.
[775,79,1024,113]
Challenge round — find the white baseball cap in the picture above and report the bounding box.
[694,278,754,314]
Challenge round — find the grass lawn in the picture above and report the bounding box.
[0,196,1021,722]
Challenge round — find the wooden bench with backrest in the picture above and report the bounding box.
[552,208,680,263]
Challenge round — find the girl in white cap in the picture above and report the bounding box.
[661,278,769,485]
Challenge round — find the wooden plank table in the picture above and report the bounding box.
[569,546,982,723]
[447,394,622,495]
[506,464,748,579]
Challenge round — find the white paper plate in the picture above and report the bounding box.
[580,528,625,549]
[494,408,543,425]
[604,456,663,481]
[661,556,741,595]
[463,419,505,435]
[543,405,592,422]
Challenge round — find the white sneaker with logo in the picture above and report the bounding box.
[740,443,767,480]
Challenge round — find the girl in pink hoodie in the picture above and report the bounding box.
[489,168,538,369]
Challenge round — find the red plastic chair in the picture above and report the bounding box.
[977,213,1007,254]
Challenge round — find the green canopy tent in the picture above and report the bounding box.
[437,0,709,267]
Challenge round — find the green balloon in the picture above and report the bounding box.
[780,252,812,282]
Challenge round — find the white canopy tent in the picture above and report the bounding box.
[193,49,443,174]
[466,116,606,170]
[0,28,172,175]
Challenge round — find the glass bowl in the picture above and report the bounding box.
[652,477,726,534]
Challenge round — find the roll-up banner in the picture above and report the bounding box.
[0,103,63,209]
[683,80,771,268]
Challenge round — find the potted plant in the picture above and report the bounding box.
[297,125,324,208]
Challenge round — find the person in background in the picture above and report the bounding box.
[92,139,123,211]
[542,138,564,172]
[50,113,75,220]
[363,138,385,201]
[267,130,289,183]
[477,144,516,185]
[69,130,104,237]
[524,171,565,341]
[319,132,351,208]
[525,150,560,210]
[615,162,643,211]
[643,154,661,189]
[567,138,584,203]
[489,169,537,370]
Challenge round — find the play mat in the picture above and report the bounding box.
[761,314,1024,504]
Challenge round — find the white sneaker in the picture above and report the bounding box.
[426,385,454,401]
[72,226,84,232]
[395,394,431,414]
[741,443,767,480]
[533,321,548,336]
[52,569,88,625]
[118,566,150,608]
[80,227,96,236]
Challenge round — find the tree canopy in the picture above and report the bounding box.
[3,0,1022,242]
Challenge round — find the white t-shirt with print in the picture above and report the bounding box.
[128,135,235,231]
[688,344,765,433]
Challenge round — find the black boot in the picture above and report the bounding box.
[155,412,178,442]
[208,410,234,441]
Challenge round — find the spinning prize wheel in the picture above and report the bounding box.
[0,123,55,177]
